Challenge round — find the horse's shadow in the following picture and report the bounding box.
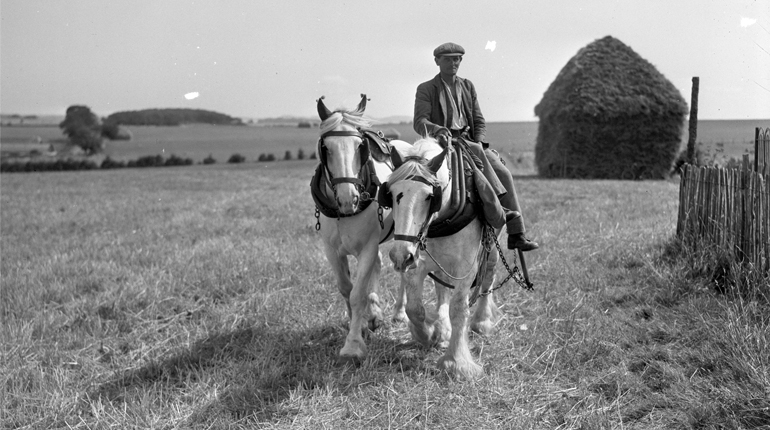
[87,321,431,423]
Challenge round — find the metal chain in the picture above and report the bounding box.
[314,208,321,231]
[377,205,384,229]
[472,226,533,304]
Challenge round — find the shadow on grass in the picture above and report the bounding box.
[85,321,426,424]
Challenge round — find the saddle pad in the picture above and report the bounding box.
[362,129,392,163]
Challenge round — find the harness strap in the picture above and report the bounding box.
[428,272,455,289]
[330,177,364,186]
[394,234,420,243]
[321,130,362,138]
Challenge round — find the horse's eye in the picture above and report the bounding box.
[396,192,404,205]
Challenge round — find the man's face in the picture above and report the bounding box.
[435,55,462,76]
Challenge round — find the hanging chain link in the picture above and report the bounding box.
[377,205,384,229]
[469,226,533,306]
[314,208,321,231]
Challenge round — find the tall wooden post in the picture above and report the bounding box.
[755,127,760,172]
[686,77,699,165]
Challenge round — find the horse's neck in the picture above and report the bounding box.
[426,217,483,265]
[433,159,453,220]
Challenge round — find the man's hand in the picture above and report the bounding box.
[435,129,451,148]
[437,133,450,148]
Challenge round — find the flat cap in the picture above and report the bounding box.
[433,42,465,57]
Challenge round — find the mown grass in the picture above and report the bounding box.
[1,161,768,429]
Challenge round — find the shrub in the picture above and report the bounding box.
[203,154,216,164]
[135,155,165,167]
[265,153,276,162]
[0,158,98,173]
[165,154,193,166]
[258,154,267,162]
[297,148,305,160]
[284,150,293,161]
[101,157,126,169]
[228,153,246,163]
[310,152,317,160]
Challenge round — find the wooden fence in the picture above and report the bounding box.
[756,127,770,175]
[677,163,769,274]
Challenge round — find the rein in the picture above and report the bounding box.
[392,175,446,248]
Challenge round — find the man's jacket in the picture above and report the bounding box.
[413,74,487,143]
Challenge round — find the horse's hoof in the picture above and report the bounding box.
[470,321,496,336]
[437,356,483,380]
[367,316,383,332]
[337,354,362,367]
[391,312,408,324]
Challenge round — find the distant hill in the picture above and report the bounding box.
[252,115,412,127]
[106,108,243,126]
[255,116,318,127]
[1,114,64,126]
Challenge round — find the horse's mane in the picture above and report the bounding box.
[389,137,445,185]
[319,110,373,136]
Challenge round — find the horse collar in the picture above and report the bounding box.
[321,130,362,139]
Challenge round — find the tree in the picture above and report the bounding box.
[284,150,293,161]
[297,148,305,160]
[59,105,105,154]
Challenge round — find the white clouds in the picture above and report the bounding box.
[184,92,200,100]
[485,40,497,52]
[740,17,757,27]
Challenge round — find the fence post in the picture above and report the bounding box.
[756,127,760,173]
[686,77,699,165]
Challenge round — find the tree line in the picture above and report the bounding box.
[105,108,243,126]
[58,105,247,155]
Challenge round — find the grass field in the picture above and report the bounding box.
[1,161,768,428]
[2,119,767,167]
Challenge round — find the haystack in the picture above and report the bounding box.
[534,36,687,179]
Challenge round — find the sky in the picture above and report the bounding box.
[1,0,768,122]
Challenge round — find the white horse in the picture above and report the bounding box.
[313,94,412,364]
[383,136,503,380]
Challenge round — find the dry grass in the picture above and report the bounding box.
[1,161,768,429]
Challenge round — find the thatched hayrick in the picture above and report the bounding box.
[534,36,687,179]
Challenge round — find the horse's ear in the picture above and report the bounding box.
[391,148,405,169]
[317,96,332,121]
[351,94,368,116]
[426,148,448,174]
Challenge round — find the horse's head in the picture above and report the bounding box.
[380,137,450,272]
[316,94,372,215]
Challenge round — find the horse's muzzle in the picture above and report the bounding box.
[389,242,417,272]
[335,187,360,215]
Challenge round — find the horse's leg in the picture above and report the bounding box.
[339,243,382,363]
[392,271,408,323]
[360,247,384,332]
[437,284,483,380]
[431,278,452,349]
[471,242,503,336]
[404,270,440,348]
[322,243,353,319]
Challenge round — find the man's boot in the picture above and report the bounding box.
[508,233,539,251]
[505,210,539,251]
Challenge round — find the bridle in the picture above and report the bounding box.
[316,94,373,206]
[317,129,372,203]
[382,174,446,250]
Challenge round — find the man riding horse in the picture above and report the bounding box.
[414,42,539,252]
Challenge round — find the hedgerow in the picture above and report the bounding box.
[1,153,193,173]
